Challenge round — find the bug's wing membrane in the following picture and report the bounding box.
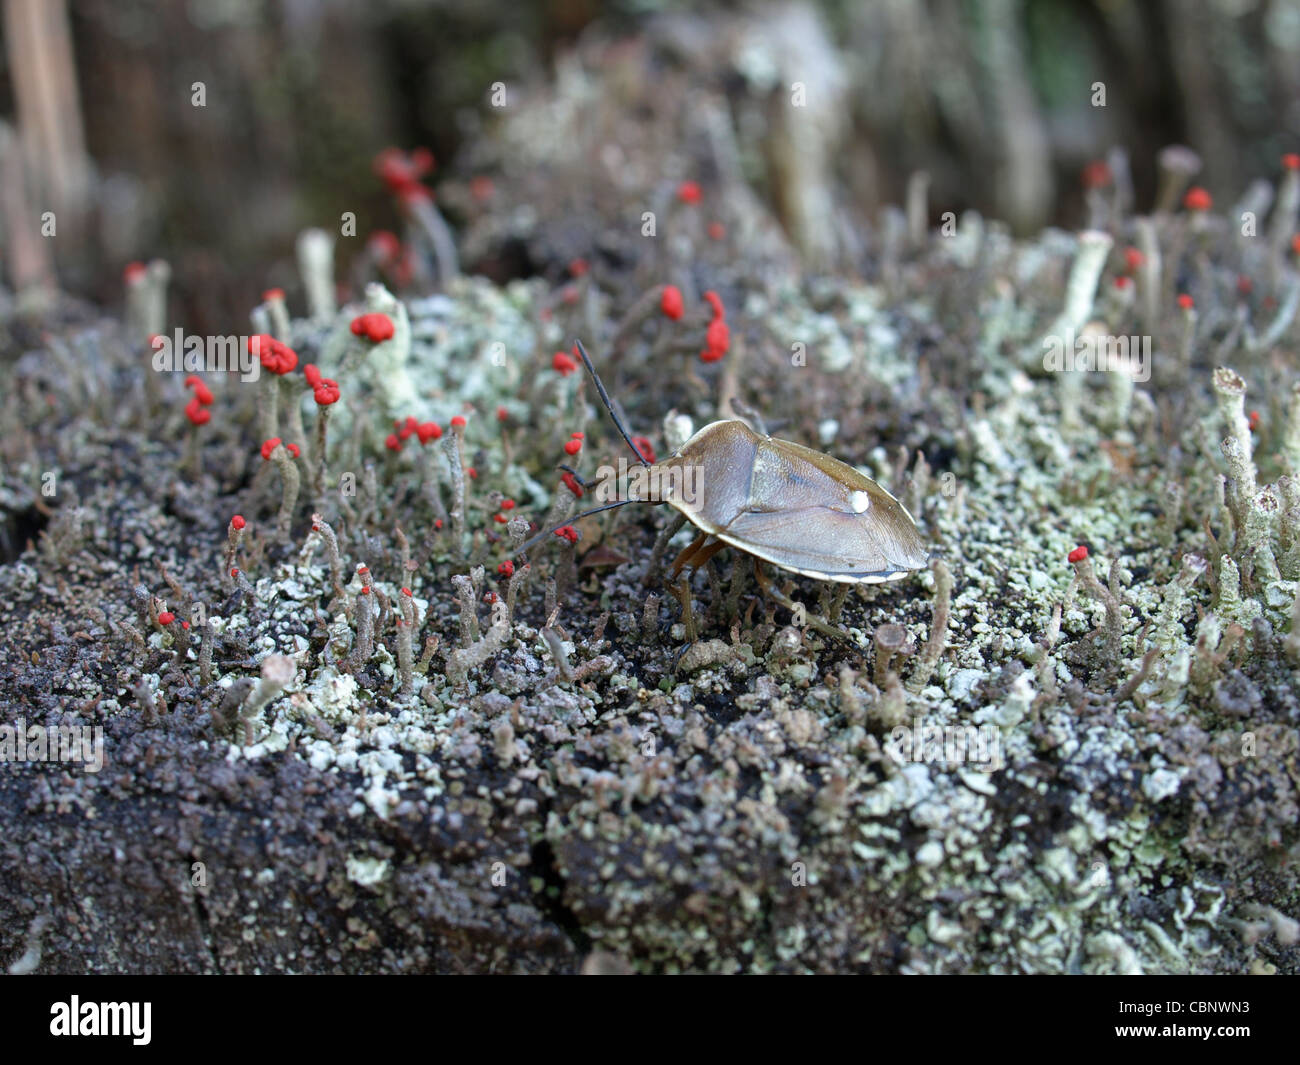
[717,504,929,583]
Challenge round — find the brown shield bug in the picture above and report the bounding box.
[517,340,929,640]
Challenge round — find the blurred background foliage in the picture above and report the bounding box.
[2,0,1300,326]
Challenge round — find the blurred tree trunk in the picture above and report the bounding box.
[4,0,89,241]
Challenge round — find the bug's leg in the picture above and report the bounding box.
[664,535,710,648]
[752,558,866,657]
[642,511,688,587]
[669,532,710,578]
[674,538,728,625]
[688,537,728,571]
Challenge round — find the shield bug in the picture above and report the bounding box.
[517,341,929,606]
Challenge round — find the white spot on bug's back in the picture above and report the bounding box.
[850,490,871,513]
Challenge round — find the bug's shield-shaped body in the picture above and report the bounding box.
[659,420,929,583]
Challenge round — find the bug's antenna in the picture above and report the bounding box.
[573,339,651,468]
[513,499,639,557]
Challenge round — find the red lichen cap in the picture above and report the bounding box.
[1284,153,1300,172]
[677,180,702,204]
[1081,160,1111,189]
[451,415,467,429]
[251,335,298,375]
[701,318,730,362]
[374,147,434,198]
[385,433,402,452]
[555,526,579,544]
[184,375,214,406]
[631,435,656,463]
[563,438,582,456]
[231,515,246,530]
[261,437,282,460]
[123,261,147,284]
[416,422,442,444]
[350,312,395,343]
[367,230,401,262]
[304,363,323,388]
[562,471,584,497]
[408,146,434,174]
[552,351,578,375]
[660,285,684,320]
[1183,186,1212,211]
[498,560,514,578]
[398,183,433,208]
[1123,247,1144,271]
[1177,293,1195,310]
[703,290,725,320]
[409,146,435,174]
[157,611,175,625]
[1068,545,1089,564]
[313,379,341,405]
[185,398,211,426]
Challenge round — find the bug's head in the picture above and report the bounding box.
[582,454,692,507]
